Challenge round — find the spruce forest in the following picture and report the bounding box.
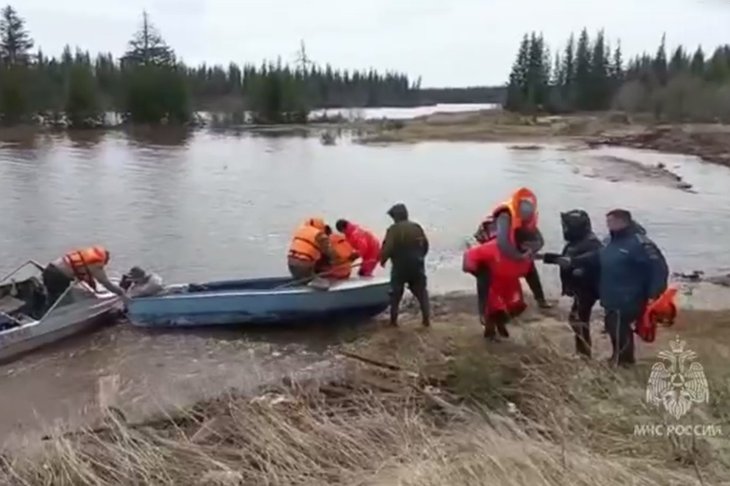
[506,29,730,121]
[0,6,500,127]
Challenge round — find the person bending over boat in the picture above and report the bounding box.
[335,219,381,277]
[120,266,165,298]
[287,217,339,281]
[322,232,359,280]
[380,203,430,327]
[42,246,129,307]
[486,187,552,309]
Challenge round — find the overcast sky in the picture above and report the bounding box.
[19,0,730,87]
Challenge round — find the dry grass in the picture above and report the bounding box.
[356,110,640,144]
[2,308,730,485]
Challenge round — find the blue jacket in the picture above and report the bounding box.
[596,226,668,313]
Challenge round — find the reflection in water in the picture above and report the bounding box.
[3,128,730,446]
[125,125,194,148]
[66,129,106,150]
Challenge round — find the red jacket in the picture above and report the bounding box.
[344,223,381,264]
[463,240,533,318]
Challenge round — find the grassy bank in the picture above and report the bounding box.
[358,110,730,168]
[3,304,729,485]
[357,110,646,143]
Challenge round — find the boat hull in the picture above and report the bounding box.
[0,292,122,363]
[127,277,391,328]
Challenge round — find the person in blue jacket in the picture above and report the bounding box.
[559,209,668,366]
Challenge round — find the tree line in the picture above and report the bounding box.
[2,6,484,127]
[506,29,730,122]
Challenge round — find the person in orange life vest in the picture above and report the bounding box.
[462,233,534,341]
[42,246,129,307]
[488,187,552,309]
[287,218,339,280]
[322,231,360,279]
[335,219,381,277]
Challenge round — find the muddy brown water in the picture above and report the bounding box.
[3,126,730,447]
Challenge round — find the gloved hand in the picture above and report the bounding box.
[556,256,572,268]
[542,252,562,264]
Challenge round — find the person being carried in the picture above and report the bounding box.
[287,217,339,281]
[321,230,360,280]
[462,229,534,341]
[335,219,381,277]
[120,266,165,298]
[482,187,552,309]
[542,210,603,358]
[558,209,668,367]
[42,246,129,307]
[380,203,430,327]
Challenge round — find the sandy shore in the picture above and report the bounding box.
[4,294,729,485]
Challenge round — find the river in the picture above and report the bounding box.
[3,121,730,448]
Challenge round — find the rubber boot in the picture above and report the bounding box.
[495,313,510,338]
[571,320,592,358]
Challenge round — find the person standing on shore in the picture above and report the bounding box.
[542,210,603,357]
[462,233,533,340]
[484,187,552,309]
[380,203,430,327]
[557,209,668,366]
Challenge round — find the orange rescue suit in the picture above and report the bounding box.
[490,187,538,245]
[463,240,533,319]
[325,234,358,279]
[288,218,327,264]
[636,287,678,343]
[63,246,110,290]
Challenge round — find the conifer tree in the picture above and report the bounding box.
[0,5,33,65]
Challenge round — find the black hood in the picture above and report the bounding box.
[560,209,592,243]
[387,203,409,222]
[631,220,647,235]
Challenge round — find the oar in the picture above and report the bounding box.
[275,261,363,290]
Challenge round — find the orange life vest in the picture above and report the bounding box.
[288,218,326,264]
[491,187,538,245]
[325,234,356,279]
[63,246,109,289]
[636,287,678,343]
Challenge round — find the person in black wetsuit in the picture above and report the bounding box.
[542,210,603,357]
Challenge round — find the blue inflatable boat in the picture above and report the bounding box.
[126,276,391,328]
